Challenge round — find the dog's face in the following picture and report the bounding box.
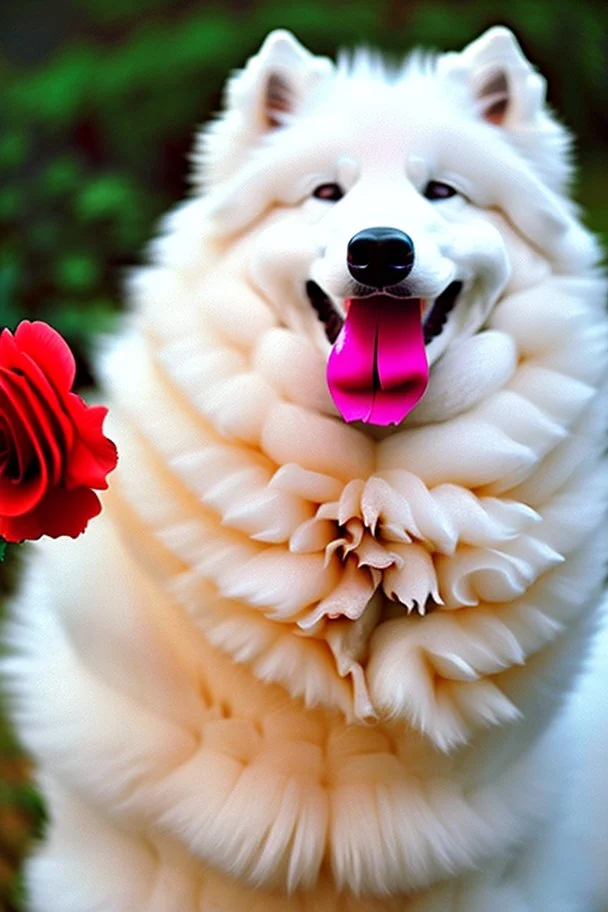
[199,27,581,429]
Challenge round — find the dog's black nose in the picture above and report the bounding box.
[347,227,415,288]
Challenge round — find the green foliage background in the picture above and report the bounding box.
[0,0,606,907]
[1,0,606,378]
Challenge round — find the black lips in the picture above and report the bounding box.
[305,280,463,346]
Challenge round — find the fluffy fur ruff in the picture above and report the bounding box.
[4,26,608,912]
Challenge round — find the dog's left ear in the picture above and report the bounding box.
[437,27,570,195]
[195,31,333,189]
[440,27,595,267]
[451,26,546,128]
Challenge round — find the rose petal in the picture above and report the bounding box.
[0,369,64,486]
[13,321,76,394]
[2,484,102,542]
[0,329,19,369]
[64,398,118,490]
[0,379,48,516]
[3,330,76,470]
[0,394,34,484]
[0,507,45,542]
[0,328,75,450]
[17,351,75,451]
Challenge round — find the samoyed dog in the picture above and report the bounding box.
[5,25,608,912]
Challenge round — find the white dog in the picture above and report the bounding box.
[5,26,608,911]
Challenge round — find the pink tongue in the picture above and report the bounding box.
[327,296,429,426]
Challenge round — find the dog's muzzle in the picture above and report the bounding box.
[347,227,415,289]
[308,227,463,428]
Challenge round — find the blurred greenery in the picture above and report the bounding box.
[0,0,606,907]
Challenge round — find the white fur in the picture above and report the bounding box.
[4,26,608,911]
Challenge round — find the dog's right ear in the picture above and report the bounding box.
[257,31,331,129]
[194,31,333,189]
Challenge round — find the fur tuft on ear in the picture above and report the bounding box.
[264,72,294,127]
[475,69,510,125]
[193,30,333,189]
[439,26,573,192]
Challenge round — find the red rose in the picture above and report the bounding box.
[0,321,118,542]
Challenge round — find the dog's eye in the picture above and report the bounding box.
[423,181,458,201]
[312,183,344,202]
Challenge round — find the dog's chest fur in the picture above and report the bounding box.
[74,205,605,905]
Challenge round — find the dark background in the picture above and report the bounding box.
[0,0,606,907]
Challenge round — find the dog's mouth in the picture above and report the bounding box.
[306,280,463,347]
[306,280,463,426]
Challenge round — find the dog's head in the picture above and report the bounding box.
[194,27,590,429]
